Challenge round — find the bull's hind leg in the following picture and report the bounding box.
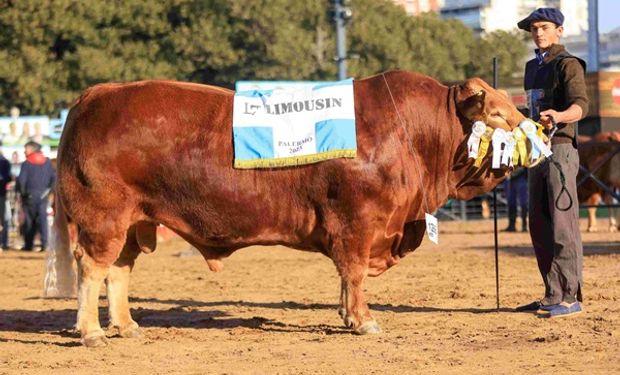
[106,226,143,338]
[75,232,127,347]
[604,196,618,232]
[586,194,600,232]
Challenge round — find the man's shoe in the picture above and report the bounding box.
[503,225,516,233]
[515,300,542,312]
[546,302,582,318]
[535,303,560,315]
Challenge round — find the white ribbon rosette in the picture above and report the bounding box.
[491,128,508,169]
[501,132,516,167]
[467,120,487,159]
[519,119,552,162]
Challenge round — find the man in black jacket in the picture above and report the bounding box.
[514,8,589,318]
[17,141,55,251]
[0,141,12,251]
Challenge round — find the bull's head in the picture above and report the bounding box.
[455,77,525,132]
[451,78,539,199]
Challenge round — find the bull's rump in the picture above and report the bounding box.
[57,79,409,251]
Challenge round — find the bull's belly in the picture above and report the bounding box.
[159,207,323,254]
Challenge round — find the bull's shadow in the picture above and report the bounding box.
[0,299,513,347]
[129,297,514,314]
[0,305,351,347]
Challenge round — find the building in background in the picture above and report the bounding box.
[392,0,443,15]
[438,0,586,36]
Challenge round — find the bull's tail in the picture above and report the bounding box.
[42,190,77,298]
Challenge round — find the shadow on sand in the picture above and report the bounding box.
[470,240,620,256]
[0,299,515,346]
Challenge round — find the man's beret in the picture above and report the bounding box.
[517,8,564,31]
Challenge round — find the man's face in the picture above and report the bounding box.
[530,21,563,50]
[24,145,34,157]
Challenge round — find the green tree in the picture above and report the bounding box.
[0,0,179,114]
[224,0,335,82]
[467,30,529,86]
[347,1,475,82]
[0,0,528,115]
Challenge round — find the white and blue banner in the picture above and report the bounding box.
[232,79,356,169]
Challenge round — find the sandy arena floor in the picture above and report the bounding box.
[1,218,619,374]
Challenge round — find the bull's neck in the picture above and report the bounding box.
[445,86,506,201]
[401,84,460,221]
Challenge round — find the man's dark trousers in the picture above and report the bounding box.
[528,143,583,305]
[22,195,49,250]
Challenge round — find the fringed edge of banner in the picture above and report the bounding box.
[234,149,357,169]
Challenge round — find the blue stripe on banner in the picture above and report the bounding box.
[234,90,274,98]
[312,78,354,91]
[233,127,274,159]
[315,119,357,152]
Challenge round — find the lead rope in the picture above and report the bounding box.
[547,119,572,211]
[382,73,430,215]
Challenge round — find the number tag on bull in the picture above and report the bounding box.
[425,213,439,244]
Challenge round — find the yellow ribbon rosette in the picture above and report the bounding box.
[474,127,494,168]
[512,127,528,167]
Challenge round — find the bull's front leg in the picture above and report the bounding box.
[331,240,381,335]
[338,267,381,334]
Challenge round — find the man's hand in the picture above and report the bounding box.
[539,109,559,129]
[539,104,584,129]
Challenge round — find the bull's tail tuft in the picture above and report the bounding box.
[42,190,77,298]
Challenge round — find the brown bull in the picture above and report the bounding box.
[51,71,526,346]
[577,132,620,232]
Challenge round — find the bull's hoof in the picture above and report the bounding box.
[343,315,355,328]
[81,331,109,347]
[337,307,346,319]
[587,227,598,232]
[609,226,618,233]
[119,324,142,338]
[355,321,381,335]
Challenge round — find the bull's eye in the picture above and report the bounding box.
[491,111,505,120]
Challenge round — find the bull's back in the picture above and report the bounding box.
[57,81,385,246]
[57,76,425,249]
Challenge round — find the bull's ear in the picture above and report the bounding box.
[457,88,486,121]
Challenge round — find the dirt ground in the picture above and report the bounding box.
[1,218,618,375]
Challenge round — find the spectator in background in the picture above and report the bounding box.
[502,167,528,232]
[0,141,12,251]
[17,141,55,252]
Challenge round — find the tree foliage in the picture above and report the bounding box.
[0,0,527,115]
[467,30,529,86]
